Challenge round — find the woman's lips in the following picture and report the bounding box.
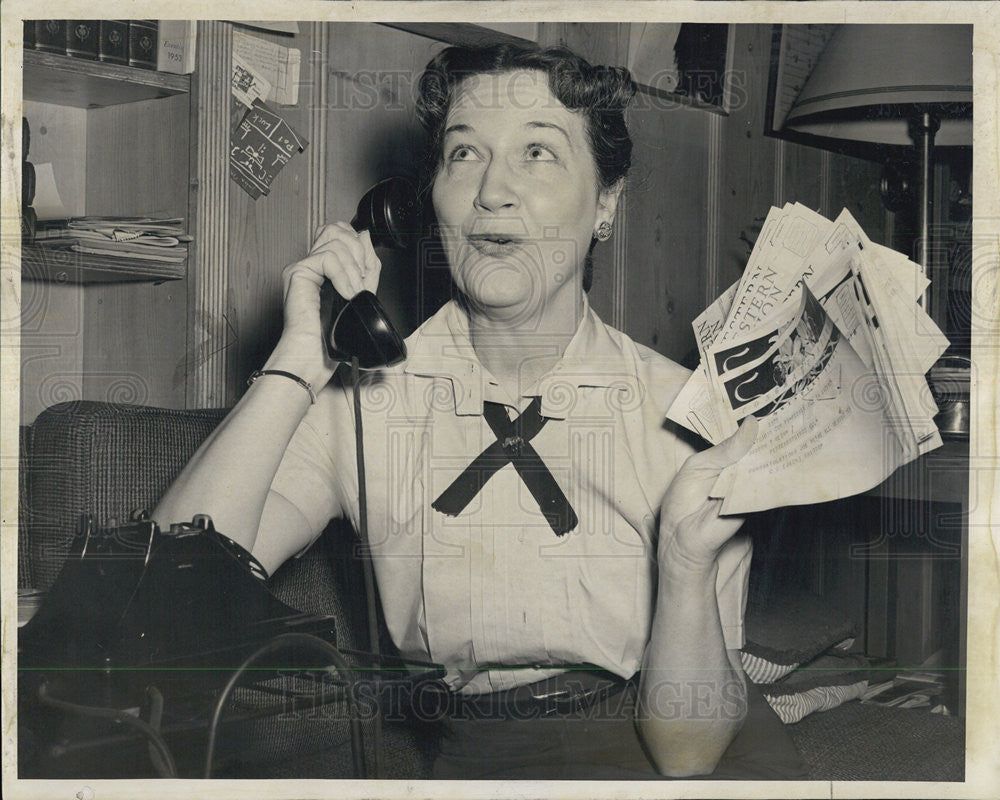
[466,235,524,257]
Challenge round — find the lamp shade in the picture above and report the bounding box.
[783,25,972,147]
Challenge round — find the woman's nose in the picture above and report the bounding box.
[474,158,518,212]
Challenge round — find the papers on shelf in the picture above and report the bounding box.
[30,217,190,263]
[666,205,949,514]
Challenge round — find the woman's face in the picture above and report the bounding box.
[432,69,619,324]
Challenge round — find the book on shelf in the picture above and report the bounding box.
[34,21,67,54]
[66,20,99,60]
[128,20,159,70]
[157,20,196,75]
[98,20,129,65]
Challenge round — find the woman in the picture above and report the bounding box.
[154,42,805,780]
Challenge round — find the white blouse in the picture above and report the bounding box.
[270,299,752,694]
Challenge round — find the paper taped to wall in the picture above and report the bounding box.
[232,31,301,106]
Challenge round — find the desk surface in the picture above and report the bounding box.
[19,654,445,779]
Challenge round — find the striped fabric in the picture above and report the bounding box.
[764,680,869,725]
[741,651,800,684]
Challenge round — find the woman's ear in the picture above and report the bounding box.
[596,178,624,229]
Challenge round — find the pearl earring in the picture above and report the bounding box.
[596,221,613,241]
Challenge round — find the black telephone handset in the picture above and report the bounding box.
[325,177,421,369]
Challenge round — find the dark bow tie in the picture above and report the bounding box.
[432,397,578,536]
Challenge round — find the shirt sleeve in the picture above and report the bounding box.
[268,373,357,553]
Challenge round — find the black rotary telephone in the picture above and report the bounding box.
[325,177,423,369]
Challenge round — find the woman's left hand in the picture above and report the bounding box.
[658,417,758,573]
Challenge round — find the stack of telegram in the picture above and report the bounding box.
[667,203,949,514]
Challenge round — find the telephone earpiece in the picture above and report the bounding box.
[326,177,420,368]
[351,175,422,249]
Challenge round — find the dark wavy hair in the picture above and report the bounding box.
[415,42,637,289]
[416,42,636,189]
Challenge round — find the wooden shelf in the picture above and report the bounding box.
[23,50,190,108]
[21,244,184,284]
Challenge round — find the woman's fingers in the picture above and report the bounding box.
[325,240,367,297]
[659,417,758,568]
[278,220,386,343]
[686,417,759,474]
[717,416,759,462]
[283,249,356,304]
[291,223,383,301]
[357,229,383,294]
[668,417,758,505]
[265,221,384,390]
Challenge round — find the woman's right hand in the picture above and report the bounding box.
[657,416,757,574]
[266,222,383,388]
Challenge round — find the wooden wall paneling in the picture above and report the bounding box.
[705,114,723,311]
[308,23,330,239]
[624,100,711,361]
[325,23,443,336]
[536,22,712,360]
[80,280,187,410]
[18,284,86,423]
[82,94,190,411]
[816,500,869,646]
[187,21,232,409]
[781,141,826,215]
[84,94,190,219]
[227,25,318,397]
[716,25,779,300]
[382,22,533,50]
[19,102,88,423]
[536,22,624,64]
[827,152,888,245]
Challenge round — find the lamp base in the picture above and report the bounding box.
[879,159,917,214]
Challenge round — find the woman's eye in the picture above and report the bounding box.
[447,145,479,162]
[525,144,556,161]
